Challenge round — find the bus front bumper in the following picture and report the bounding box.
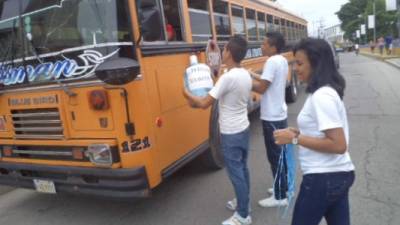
[0,162,150,199]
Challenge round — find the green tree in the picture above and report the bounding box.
[336,0,399,42]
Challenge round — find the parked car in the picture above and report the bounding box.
[335,47,344,53]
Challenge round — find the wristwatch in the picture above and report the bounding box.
[292,133,300,145]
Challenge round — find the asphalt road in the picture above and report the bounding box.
[0,52,399,225]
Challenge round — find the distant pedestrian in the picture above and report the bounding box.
[354,44,359,56]
[378,37,385,55]
[369,40,375,53]
[385,35,393,55]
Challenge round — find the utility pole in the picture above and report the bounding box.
[397,0,400,39]
[373,0,376,42]
[317,18,324,38]
[365,16,368,44]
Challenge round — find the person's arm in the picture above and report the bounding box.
[248,69,271,94]
[251,59,275,94]
[273,127,347,154]
[274,89,347,154]
[252,79,271,94]
[248,69,262,81]
[183,88,215,109]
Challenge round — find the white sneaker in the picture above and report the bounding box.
[258,196,288,208]
[226,198,251,212]
[222,212,252,225]
[226,198,237,211]
[268,188,274,195]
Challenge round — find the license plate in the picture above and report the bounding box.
[33,179,56,194]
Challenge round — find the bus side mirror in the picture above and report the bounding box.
[95,57,140,85]
[137,0,163,41]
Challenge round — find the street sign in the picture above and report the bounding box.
[368,15,375,29]
[385,0,397,11]
[361,24,366,35]
[356,30,361,38]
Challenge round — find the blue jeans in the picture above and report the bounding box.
[221,128,250,218]
[292,171,355,225]
[262,119,288,200]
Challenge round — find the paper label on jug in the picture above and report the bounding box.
[185,64,213,92]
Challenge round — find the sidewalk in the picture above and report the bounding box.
[360,49,400,69]
[0,186,14,195]
[386,58,400,69]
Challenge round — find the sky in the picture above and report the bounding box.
[275,0,350,36]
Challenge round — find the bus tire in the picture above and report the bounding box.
[199,102,224,170]
[286,72,298,103]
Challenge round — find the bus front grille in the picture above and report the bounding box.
[11,108,64,140]
[0,145,120,162]
[0,146,87,162]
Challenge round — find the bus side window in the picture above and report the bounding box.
[187,0,212,42]
[213,0,231,41]
[274,17,280,32]
[281,19,287,41]
[257,12,266,41]
[266,14,273,32]
[136,0,184,42]
[162,0,184,41]
[246,8,257,41]
[231,5,245,37]
[137,0,165,41]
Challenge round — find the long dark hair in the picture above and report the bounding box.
[293,38,346,99]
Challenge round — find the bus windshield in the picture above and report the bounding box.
[0,0,136,87]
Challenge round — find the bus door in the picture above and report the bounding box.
[135,0,211,173]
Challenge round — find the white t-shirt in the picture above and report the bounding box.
[209,68,252,134]
[297,86,355,174]
[260,55,288,121]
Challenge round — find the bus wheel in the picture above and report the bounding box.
[286,72,298,103]
[200,102,224,170]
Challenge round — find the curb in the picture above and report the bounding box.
[359,52,386,60]
[360,53,400,70]
[385,60,400,69]
[0,186,15,196]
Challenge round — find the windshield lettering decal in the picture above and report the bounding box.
[0,49,119,86]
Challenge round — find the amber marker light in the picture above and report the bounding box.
[88,90,109,110]
[3,146,13,157]
[155,117,163,127]
[72,147,84,160]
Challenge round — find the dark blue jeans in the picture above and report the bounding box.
[262,119,288,200]
[221,128,250,218]
[292,171,355,225]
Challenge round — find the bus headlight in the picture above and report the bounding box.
[87,144,112,167]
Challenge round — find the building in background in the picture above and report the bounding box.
[324,24,344,44]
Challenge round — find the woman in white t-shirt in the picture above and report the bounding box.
[273,38,355,225]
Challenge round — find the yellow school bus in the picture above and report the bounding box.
[0,0,306,198]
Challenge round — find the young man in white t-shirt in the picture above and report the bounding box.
[183,36,253,225]
[250,32,289,207]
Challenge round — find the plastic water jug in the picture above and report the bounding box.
[184,55,214,97]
